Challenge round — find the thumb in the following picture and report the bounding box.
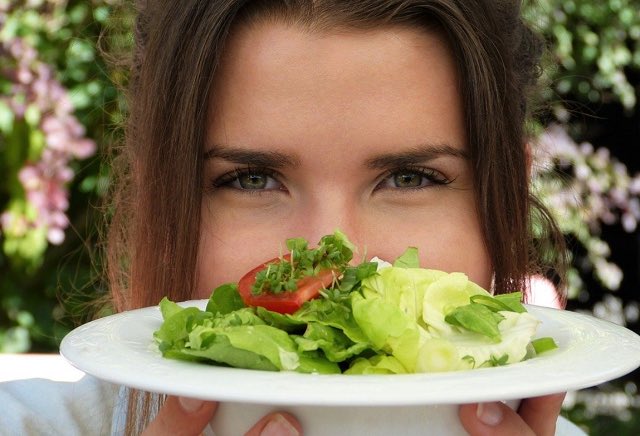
[142,396,218,436]
[459,401,534,436]
[244,412,302,436]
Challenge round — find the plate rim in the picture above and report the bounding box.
[60,301,640,406]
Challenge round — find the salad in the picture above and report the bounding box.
[154,231,557,374]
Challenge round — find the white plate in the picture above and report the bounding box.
[60,301,640,406]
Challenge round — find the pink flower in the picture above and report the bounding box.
[47,227,65,245]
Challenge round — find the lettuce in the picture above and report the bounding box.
[154,241,556,374]
[353,251,545,372]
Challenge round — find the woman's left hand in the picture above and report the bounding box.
[459,393,566,435]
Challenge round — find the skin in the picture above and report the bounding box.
[197,22,491,295]
[145,22,564,435]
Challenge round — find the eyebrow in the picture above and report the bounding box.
[365,143,469,169]
[204,142,467,169]
[204,145,301,168]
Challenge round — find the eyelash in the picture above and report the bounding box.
[209,165,452,192]
[211,166,284,192]
[374,166,453,191]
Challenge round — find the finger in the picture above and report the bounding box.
[244,412,302,436]
[459,402,534,436]
[142,396,218,436]
[517,393,566,436]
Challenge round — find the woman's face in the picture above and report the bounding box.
[196,21,491,297]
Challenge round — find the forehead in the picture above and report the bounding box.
[207,21,465,155]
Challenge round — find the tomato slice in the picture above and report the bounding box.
[237,255,336,314]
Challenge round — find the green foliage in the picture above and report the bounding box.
[524,2,640,434]
[525,0,640,110]
[523,0,640,297]
[0,0,129,351]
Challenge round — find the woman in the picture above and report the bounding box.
[106,0,568,434]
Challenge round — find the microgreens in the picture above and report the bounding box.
[251,230,355,295]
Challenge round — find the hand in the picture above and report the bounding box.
[142,396,302,436]
[458,393,566,436]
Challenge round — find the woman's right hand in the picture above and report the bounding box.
[141,396,302,436]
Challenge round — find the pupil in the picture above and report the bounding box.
[239,173,267,189]
[394,172,421,188]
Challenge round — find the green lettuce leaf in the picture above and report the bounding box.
[206,283,245,315]
[154,237,551,375]
[392,247,420,268]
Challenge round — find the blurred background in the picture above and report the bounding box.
[0,0,639,434]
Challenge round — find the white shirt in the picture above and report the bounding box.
[0,376,120,435]
[0,354,122,436]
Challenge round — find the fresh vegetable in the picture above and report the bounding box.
[236,231,353,314]
[154,231,558,374]
[237,256,337,314]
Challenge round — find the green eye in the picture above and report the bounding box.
[374,166,451,192]
[212,167,283,191]
[238,173,269,189]
[393,172,423,188]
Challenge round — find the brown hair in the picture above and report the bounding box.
[108,0,566,432]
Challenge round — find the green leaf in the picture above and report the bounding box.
[93,6,110,23]
[158,297,184,320]
[338,262,377,293]
[345,355,408,374]
[69,3,89,24]
[286,237,308,253]
[0,100,15,134]
[444,303,504,341]
[393,247,420,268]
[205,284,245,315]
[28,129,46,161]
[213,324,340,373]
[292,297,369,344]
[178,335,279,371]
[471,292,526,313]
[487,354,509,367]
[492,292,526,313]
[24,105,40,127]
[154,305,208,346]
[295,322,369,362]
[256,307,306,332]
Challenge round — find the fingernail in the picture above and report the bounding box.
[178,396,204,413]
[260,413,299,436]
[476,402,503,426]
